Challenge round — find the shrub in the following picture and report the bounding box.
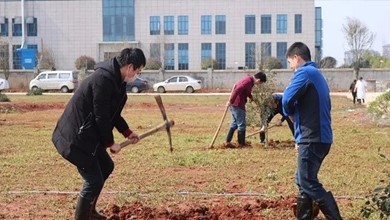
[26,88,43,96]
[75,55,96,70]
[361,148,390,219]
[0,93,10,102]
[201,58,218,70]
[368,91,390,126]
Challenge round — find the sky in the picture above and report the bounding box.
[315,0,390,65]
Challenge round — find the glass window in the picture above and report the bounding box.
[178,43,189,70]
[168,77,177,83]
[59,73,70,79]
[164,16,174,35]
[261,42,272,59]
[102,0,135,41]
[12,18,22,36]
[277,14,287,34]
[215,43,226,69]
[179,77,188,82]
[178,16,188,35]
[261,15,271,34]
[295,14,302,33]
[0,18,9,36]
[201,43,212,65]
[27,17,37,36]
[38,74,46,80]
[164,43,175,70]
[48,73,57,79]
[277,42,287,68]
[245,15,255,34]
[12,45,21,69]
[245,43,256,69]
[201,15,211,35]
[215,15,226,35]
[150,16,160,35]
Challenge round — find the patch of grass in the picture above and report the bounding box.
[0,94,389,219]
[0,93,10,102]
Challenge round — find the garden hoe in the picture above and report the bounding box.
[112,95,174,153]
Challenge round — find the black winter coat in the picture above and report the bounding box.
[52,58,129,169]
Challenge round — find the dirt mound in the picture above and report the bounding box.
[218,140,295,149]
[103,197,297,220]
[0,102,65,113]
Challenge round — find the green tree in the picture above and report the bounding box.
[319,56,337,68]
[201,58,218,70]
[0,39,10,80]
[259,57,282,70]
[342,17,375,79]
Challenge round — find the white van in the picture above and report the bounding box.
[29,71,78,93]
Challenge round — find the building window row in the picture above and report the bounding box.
[149,14,302,36]
[0,17,37,37]
[244,42,288,69]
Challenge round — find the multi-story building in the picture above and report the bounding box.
[0,0,322,70]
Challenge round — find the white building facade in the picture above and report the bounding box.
[0,0,322,70]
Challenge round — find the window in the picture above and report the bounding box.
[38,74,46,80]
[59,73,70,79]
[295,14,302,33]
[150,43,160,59]
[102,0,135,41]
[0,18,9,36]
[201,15,212,35]
[245,15,255,34]
[277,14,287,34]
[168,77,177,83]
[164,16,174,35]
[245,43,256,69]
[12,17,22,36]
[178,43,189,70]
[12,45,21,69]
[149,16,160,35]
[178,16,188,35]
[164,43,174,70]
[201,43,212,68]
[261,15,271,34]
[179,77,188,82]
[261,42,272,59]
[215,43,226,69]
[26,17,37,36]
[215,15,226,35]
[48,73,57,79]
[277,42,287,68]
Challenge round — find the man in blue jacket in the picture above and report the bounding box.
[52,48,146,219]
[282,42,342,220]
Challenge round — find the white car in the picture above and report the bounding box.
[0,78,9,91]
[29,70,78,93]
[153,75,202,93]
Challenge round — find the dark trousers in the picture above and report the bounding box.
[77,148,114,200]
[295,142,331,200]
[352,92,357,104]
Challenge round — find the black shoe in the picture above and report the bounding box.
[74,196,92,220]
[226,127,236,143]
[296,194,313,220]
[238,130,246,147]
[317,191,342,220]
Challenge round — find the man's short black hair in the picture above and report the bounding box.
[285,42,311,61]
[116,48,146,69]
[254,71,267,82]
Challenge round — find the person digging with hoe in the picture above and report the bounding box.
[282,42,342,220]
[52,48,146,220]
[224,71,267,148]
[259,93,294,144]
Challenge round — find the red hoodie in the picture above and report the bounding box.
[229,75,254,110]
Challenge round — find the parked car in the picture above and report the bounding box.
[153,75,202,93]
[126,77,150,93]
[0,78,9,91]
[29,70,78,93]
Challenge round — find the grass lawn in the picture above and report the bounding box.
[0,93,389,219]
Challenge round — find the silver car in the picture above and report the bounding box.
[153,75,202,93]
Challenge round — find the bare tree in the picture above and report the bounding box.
[342,17,375,79]
[319,56,337,68]
[0,38,10,80]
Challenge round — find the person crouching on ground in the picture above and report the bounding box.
[224,72,267,148]
[52,48,146,220]
[259,93,294,144]
[282,42,342,219]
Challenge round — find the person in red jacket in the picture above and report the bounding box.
[224,72,267,147]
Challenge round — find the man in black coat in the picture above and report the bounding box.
[52,48,146,219]
[259,93,294,143]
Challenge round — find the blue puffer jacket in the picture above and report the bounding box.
[282,61,332,144]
